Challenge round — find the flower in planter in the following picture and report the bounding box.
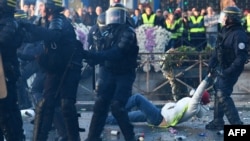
[73,23,91,74]
[135,25,172,72]
[73,23,90,50]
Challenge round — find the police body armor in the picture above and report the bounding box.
[91,28,105,52]
[101,25,138,73]
[32,12,82,141]
[216,27,236,69]
[216,42,236,69]
[38,14,79,73]
[0,17,22,82]
[0,13,25,141]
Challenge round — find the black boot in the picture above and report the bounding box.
[85,98,109,141]
[33,99,54,141]
[206,93,224,130]
[53,107,68,141]
[111,101,136,141]
[0,107,25,141]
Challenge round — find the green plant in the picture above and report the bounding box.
[161,46,213,101]
[161,46,213,72]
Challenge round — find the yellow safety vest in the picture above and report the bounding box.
[142,13,156,27]
[166,21,178,39]
[176,18,184,37]
[247,16,250,32]
[189,16,205,33]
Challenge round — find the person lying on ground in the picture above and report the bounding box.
[106,74,212,128]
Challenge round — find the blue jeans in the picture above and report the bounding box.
[106,93,163,126]
[206,33,217,48]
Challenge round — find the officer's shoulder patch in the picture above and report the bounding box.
[238,43,245,50]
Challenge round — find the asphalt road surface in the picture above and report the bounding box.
[21,106,250,141]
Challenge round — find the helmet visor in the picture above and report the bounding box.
[218,12,226,24]
[105,8,126,25]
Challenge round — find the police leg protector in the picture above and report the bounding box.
[0,109,25,141]
[205,92,224,130]
[33,98,55,141]
[111,101,136,141]
[61,99,80,141]
[53,107,68,141]
[85,97,110,141]
[217,91,243,125]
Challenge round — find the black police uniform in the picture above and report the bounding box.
[21,0,83,140]
[0,0,25,140]
[85,12,107,91]
[83,4,139,141]
[87,12,107,53]
[206,6,249,130]
[31,14,69,141]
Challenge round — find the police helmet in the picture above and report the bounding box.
[0,0,16,14]
[223,6,242,25]
[46,0,64,14]
[14,9,28,20]
[97,12,105,27]
[105,3,128,25]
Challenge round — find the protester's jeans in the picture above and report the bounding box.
[106,93,163,126]
[206,33,217,48]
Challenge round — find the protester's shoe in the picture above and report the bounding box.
[205,120,224,130]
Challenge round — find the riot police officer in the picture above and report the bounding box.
[87,12,107,91]
[0,0,25,140]
[83,3,139,141]
[88,12,107,52]
[20,0,83,140]
[206,6,249,130]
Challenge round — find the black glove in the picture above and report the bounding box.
[82,50,103,65]
[208,68,228,78]
[82,50,92,59]
[207,67,216,76]
[84,59,98,67]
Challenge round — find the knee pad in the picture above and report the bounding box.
[93,97,109,114]
[110,101,126,117]
[216,90,227,103]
